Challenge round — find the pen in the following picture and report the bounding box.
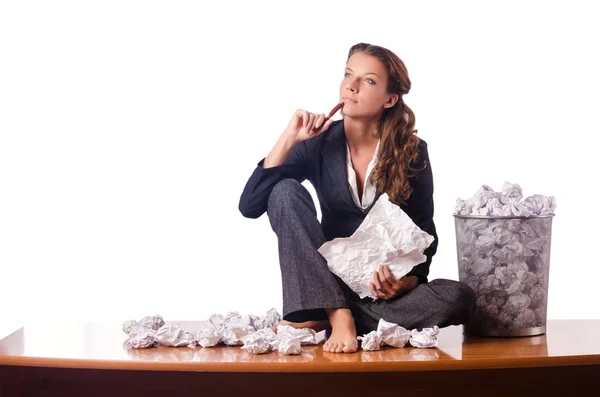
[311,102,344,133]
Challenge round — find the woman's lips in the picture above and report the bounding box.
[342,97,357,103]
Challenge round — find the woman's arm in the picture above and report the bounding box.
[238,110,334,219]
[371,140,437,299]
[238,139,309,219]
[263,133,299,169]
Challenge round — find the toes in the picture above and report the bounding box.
[343,343,358,353]
[324,342,340,353]
[324,340,358,354]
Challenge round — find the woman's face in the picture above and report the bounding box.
[339,52,396,119]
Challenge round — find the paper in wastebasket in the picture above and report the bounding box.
[454,182,556,332]
[454,182,556,217]
[317,193,435,299]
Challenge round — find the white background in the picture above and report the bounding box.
[1,0,599,335]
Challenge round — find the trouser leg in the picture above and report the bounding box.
[349,279,477,334]
[266,179,348,322]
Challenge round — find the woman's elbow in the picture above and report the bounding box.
[238,199,264,219]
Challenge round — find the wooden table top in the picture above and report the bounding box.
[1,320,599,372]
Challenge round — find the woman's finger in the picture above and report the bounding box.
[370,282,377,296]
[299,110,309,128]
[308,113,317,131]
[307,113,319,136]
[372,270,382,291]
[322,117,334,130]
[377,273,393,297]
[382,265,401,290]
[314,113,326,130]
[377,265,393,289]
[310,117,334,138]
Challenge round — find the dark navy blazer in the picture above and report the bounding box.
[238,119,438,285]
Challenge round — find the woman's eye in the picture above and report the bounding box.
[344,72,351,77]
[366,78,375,84]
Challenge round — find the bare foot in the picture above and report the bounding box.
[323,308,357,353]
[272,319,329,333]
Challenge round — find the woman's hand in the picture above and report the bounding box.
[370,265,418,300]
[263,109,334,168]
[283,109,334,145]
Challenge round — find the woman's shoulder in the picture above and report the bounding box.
[413,136,430,163]
[409,136,432,176]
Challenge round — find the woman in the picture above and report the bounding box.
[239,43,475,353]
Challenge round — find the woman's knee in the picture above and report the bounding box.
[429,279,477,322]
[455,281,477,316]
[267,178,312,212]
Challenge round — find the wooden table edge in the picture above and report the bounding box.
[2,354,600,373]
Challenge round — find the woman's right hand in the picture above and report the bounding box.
[283,109,334,145]
[263,109,335,169]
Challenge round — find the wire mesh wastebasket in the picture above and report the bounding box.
[454,214,554,337]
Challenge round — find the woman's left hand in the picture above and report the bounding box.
[370,265,416,300]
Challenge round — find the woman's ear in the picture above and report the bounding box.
[384,94,399,108]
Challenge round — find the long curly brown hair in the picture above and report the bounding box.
[347,43,425,205]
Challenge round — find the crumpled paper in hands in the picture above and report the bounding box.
[318,193,434,299]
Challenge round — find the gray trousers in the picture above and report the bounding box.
[267,179,476,335]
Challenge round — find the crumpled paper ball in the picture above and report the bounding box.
[357,319,436,351]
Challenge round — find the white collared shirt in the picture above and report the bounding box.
[346,139,380,211]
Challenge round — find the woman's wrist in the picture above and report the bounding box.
[264,134,297,168]
[401,275,419,292]
[281,129,300,149]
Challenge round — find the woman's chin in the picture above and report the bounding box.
[341,111,366,119]
[341,109,355,117]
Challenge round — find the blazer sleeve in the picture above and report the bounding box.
[401,139,438,285]
[238,141,309,219]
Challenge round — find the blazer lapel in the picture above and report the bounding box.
[321,120,385,214]
[321,121,356,211]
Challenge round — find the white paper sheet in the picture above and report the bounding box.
[318,193,434,299]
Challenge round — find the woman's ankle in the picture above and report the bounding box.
[325,308,354,323]
[325,307,352,316]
